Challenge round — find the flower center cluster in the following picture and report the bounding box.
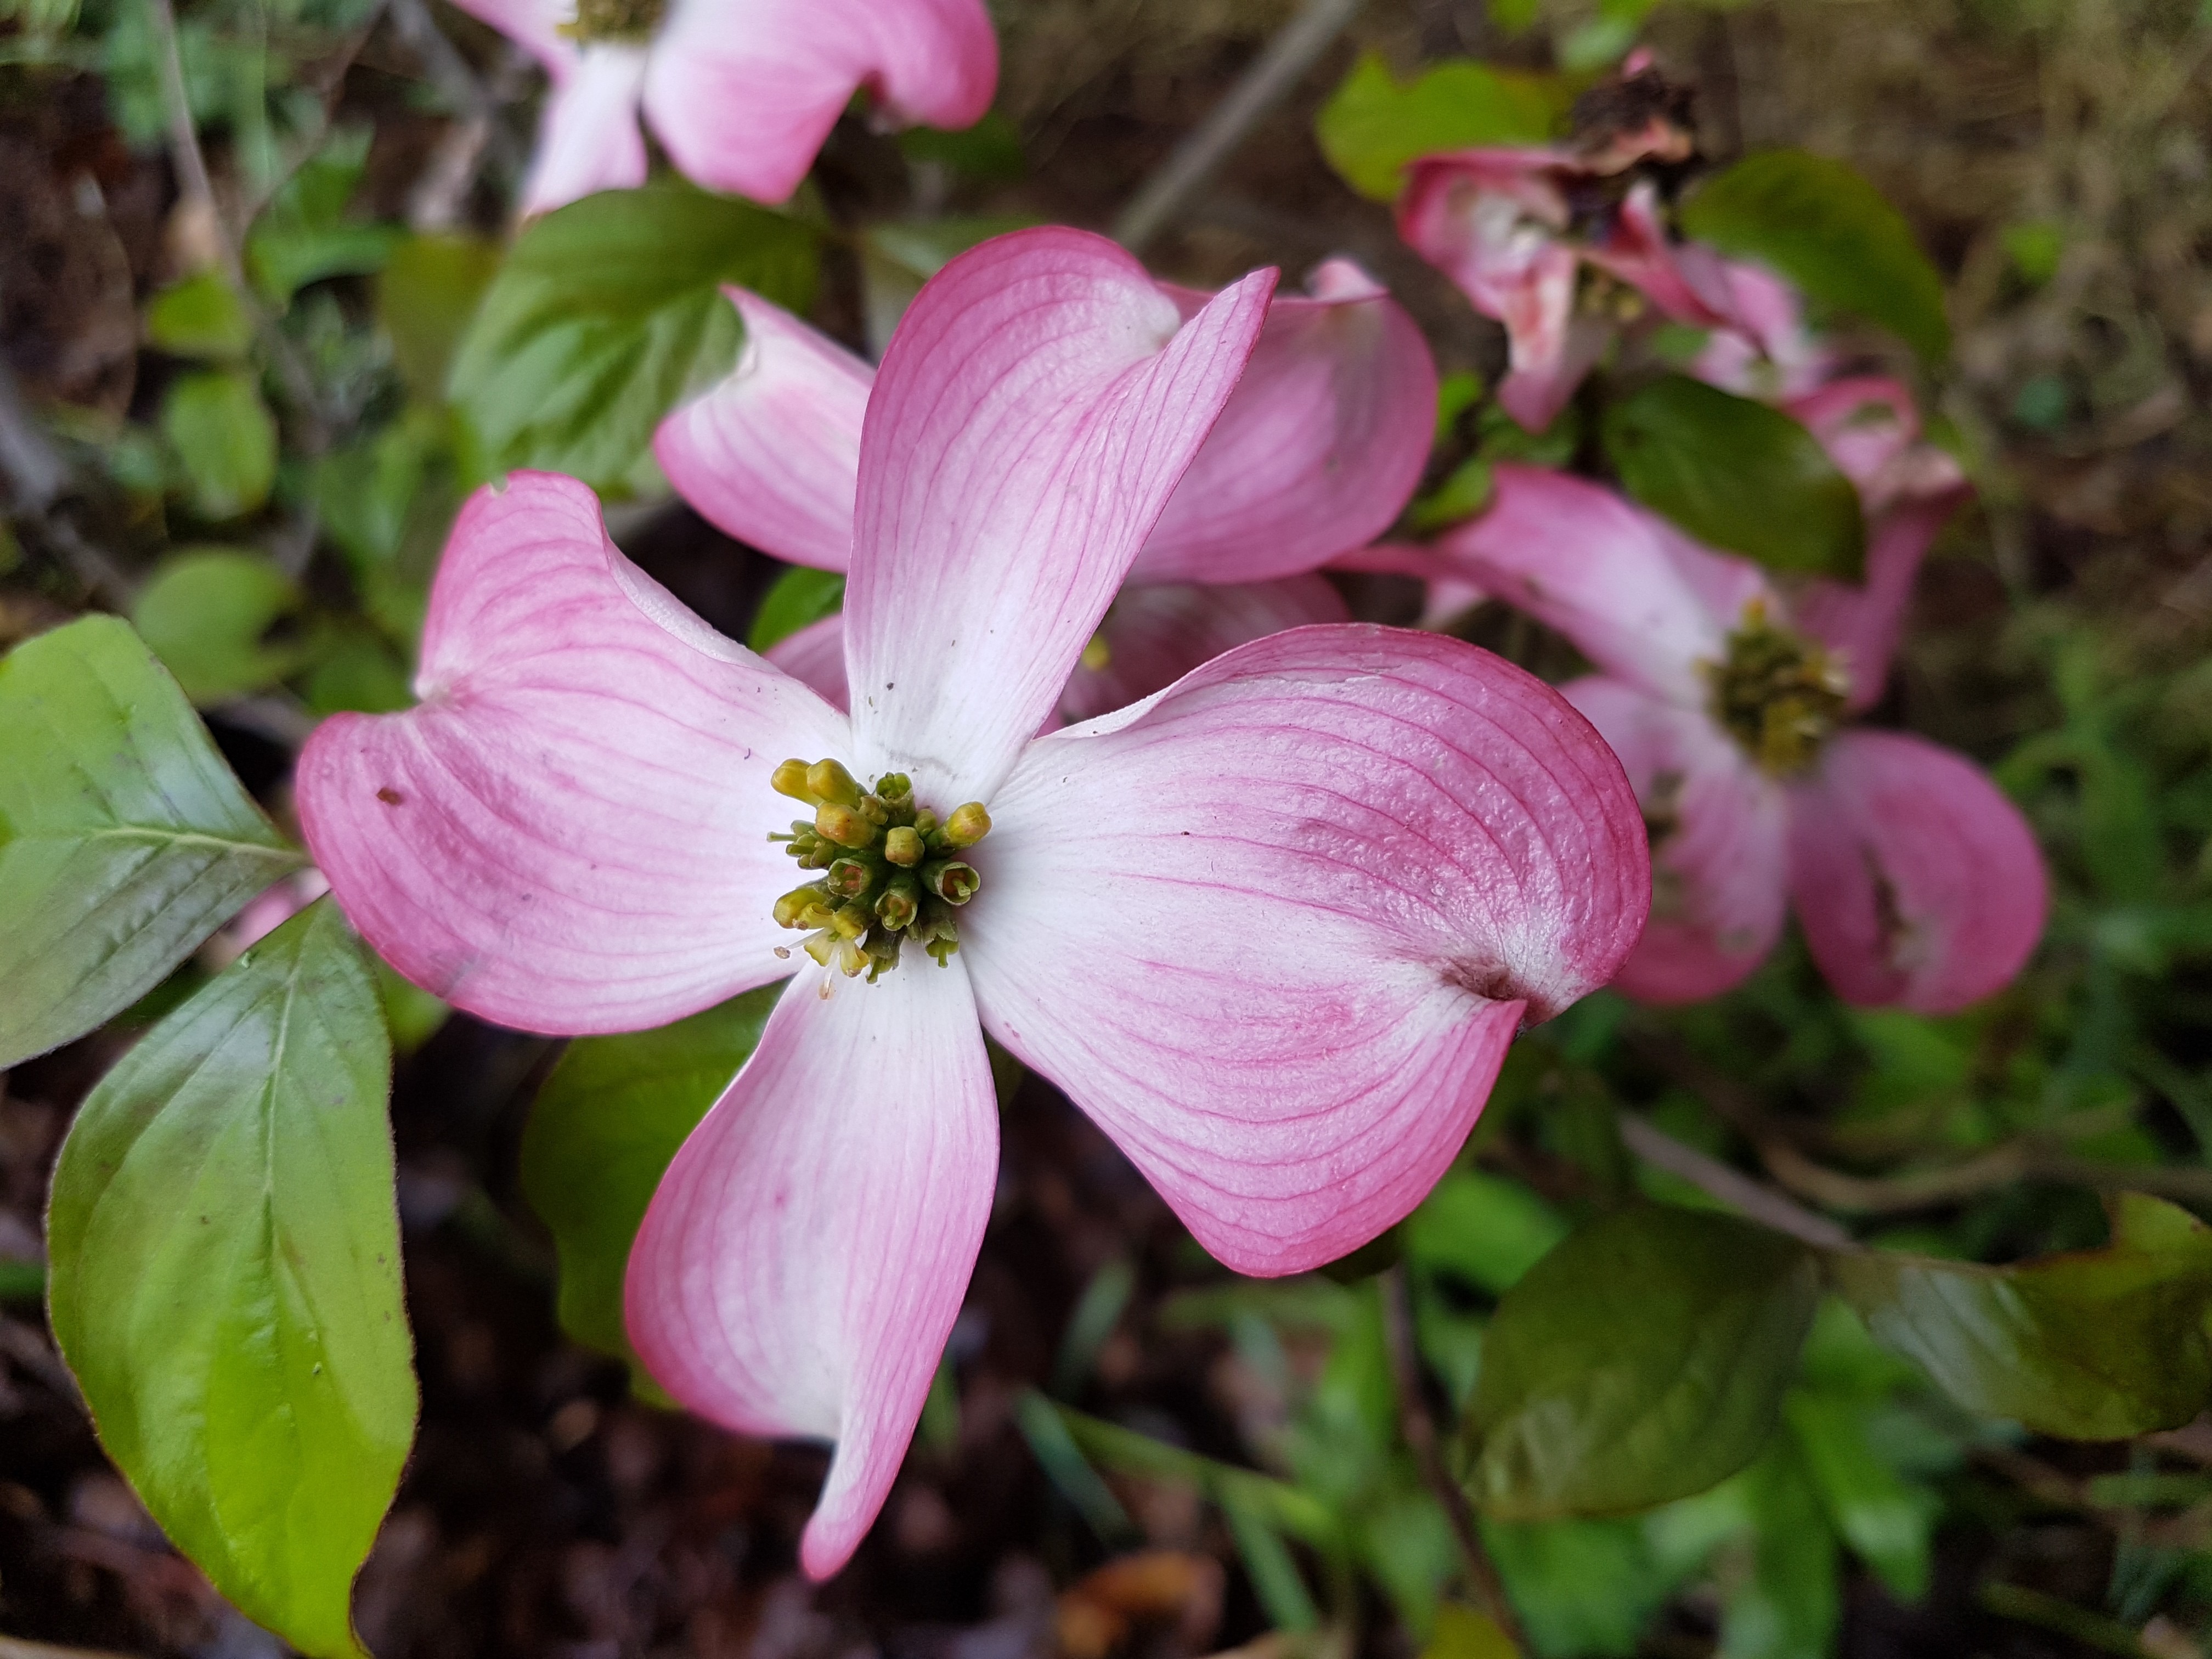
[560,0,663,43]
[769,759,991,981]
[1702,602,1849,777]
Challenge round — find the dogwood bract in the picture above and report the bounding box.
[653,259,1437,718]
[1435,461,2044,1011]
[295,229,1648,1578]
[459,0,996,215]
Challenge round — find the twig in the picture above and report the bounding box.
[408,42,532,231]
[1626,1028,2212,1215]
[1615,1116,1856,1251]
[1378,1265,1528,1652]
[1113,0,1365,253]
[143,0,328,447]
[0,361,137,603]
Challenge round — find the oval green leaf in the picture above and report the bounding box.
[0,616,304,1068]
[520,986,780,1360]
[47,899,414,1659]
[1678,149,1951,364]
[161,368,278,521]
[132,546,305,704]
[1827,1193,2212,1440]
[449,180,819,490]
[1468,1206,1822,1520]
[1317,53,1570,202]
[746,566,847,654]
[1601,375,1867,580]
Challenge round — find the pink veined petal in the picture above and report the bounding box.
[443,0,572,75]
[1057,574,1351,724]
[641,0,996,205]
[627,959,997,1581]
[1787,377,1969,711]
[518,45,651,216]
[1398,154,1598,433]
[296,472,848,1035]
[1563,676,1789,1003]
[963,624,1649,1276]
[655,288,870,571]
[844,227,1274,803]
[1585,181,1734,327]
[1691,261,1835,399]
[1133,262,1438,584]
[1787,729,2048,1014]
[1436,465,1771,705]
[1794,485,1965,714]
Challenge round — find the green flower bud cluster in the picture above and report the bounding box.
[768,758,992,980]
[1702,600,1849,777]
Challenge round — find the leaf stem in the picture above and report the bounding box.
[1378,1263,1528,1652]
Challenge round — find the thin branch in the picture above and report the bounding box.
[0,362,137,603]
[1113,0,1364,253]
[143,0,329,447]
[1378,1265,1529,1652]
[1615,1116,1857,1251]
[1627,1027,2212,1215]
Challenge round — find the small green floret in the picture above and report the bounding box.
[768,758,992,980]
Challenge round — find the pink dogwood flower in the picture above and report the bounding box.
[295,229,1649,1578]
[653,258,1437,718]
[458,0,997,216]
[1433,461,2042,1011]
[1400,148,1826,428]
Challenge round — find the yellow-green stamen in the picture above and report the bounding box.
[1700,601,1849,777]
[768,759,991,979]
[558,0,663,42]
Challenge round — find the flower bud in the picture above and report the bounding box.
[771,760,818,804]
[874,772,913,806]
[883,826,925,866]
[807,759,864,807]
[816,803,879,849]
[923,859,980,905]
[944,802,992,848]
[831,900,872,941]
[773,884,833,930]
[825,857,874,900]
[875,876,919,932]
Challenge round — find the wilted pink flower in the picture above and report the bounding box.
[1400,151,1826,428]
[654,259,1437,716]
[296,229,1649,1577]
[459,0,997,215]
[1434,462,2042,1011]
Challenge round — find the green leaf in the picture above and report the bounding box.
[0,617,303,1068]
[747,566,847,653]
[1317,53,1568,201]
[1601,375,1866,580]
[1468,1206,1821,1520]
[896,111,1026,182]
[1402,1169,1567,1296]
[145,272,252,360]
[1827,1194,2212,1439]
[1424,1601,1521,1659]
[449,180,819,490]
[245,127,402,306]
[47,900,414,1659]
[377,233,500,402]
[1678,150,1951,364]
[162,369,278,521]
[132,547,304,704]
[1782,1390,1936,1600]
[520,987,778,1359]
[1482,1515,1681,1658]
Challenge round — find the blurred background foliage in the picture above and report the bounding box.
[1,0,2211,1656]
